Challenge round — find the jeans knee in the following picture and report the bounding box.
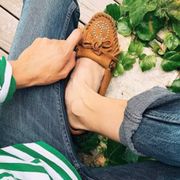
[161,129,180,167]
[23,0,79,15]
[132,117,180,167]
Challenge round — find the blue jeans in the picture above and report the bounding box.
[1,0,180,179]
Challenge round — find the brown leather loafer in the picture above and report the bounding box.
[77,12,120,95]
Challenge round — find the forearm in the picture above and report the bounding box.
[92,97,127,142]
[10,61,32,89]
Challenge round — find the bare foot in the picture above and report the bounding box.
[65,58,104,134]
[65,58,127,142]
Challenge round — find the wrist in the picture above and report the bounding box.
[9,61,32,89]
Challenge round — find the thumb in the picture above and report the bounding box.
[66,28,83,51]
[61,52,76,78]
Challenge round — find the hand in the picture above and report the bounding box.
[10,29,82,88]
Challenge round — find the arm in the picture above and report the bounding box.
[0,29,82,103]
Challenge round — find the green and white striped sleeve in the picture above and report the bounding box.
[0,141,81,180]
[0,56,16,104]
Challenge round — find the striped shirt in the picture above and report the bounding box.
[0,141,81,180]
[0,58,81,179]
[0,56,16,104]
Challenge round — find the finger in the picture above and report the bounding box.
[66,28,83,51]
[60,52,76,78]
[64,51,76,66]
[70,126,86,135]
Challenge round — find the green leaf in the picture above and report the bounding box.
[113,52,136,76]
[105,140,150,165]
[155,0,172,19]
[119,4,128,17]
[164,33,179,51]
[167,0,180,21]
[122,0,134,6]
[149,39,161,53]
[164,51,177,59]
[128,40,144,56]
[161,60,180,72]
[105,140,127,165]
[113,63,125,76]
[136,13,163,41]
[164,51,180,62]
[155,0,180,21]
[172,21,180,38]
[158,44,167,56]
[105,3,121,21]
[122,61,135,70]
[139,53,147,60]
[73,133,100,153]
[149,40,167,55]
[140,55,156,72]
[169,79,180,93]
[121,53,136,70]
[117,17,132,36]
[122,148,139,163]
[168,53,180,62]
[123,0,157,27]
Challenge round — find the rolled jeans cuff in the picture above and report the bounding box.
[119,86,177,155]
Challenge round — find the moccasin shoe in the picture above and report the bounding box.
[77,12,120,95]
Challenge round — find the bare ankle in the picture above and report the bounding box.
[72,58,105,92]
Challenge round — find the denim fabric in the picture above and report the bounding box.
[1,0,180,179]
[1,0,92,179]
[120,87,180,166]
[8,0,80,60]
[89,161,180,180]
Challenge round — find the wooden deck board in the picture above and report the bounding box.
[1,0,117,22]
[78,0,116,23]
[0,49,8,58]
[0,7,18,52]
[0,0,117,55]
[0,0,22,18]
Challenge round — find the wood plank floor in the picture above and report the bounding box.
[0,0,119,57]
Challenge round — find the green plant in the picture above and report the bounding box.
[75,1,180,168]
[105,0,180,91]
